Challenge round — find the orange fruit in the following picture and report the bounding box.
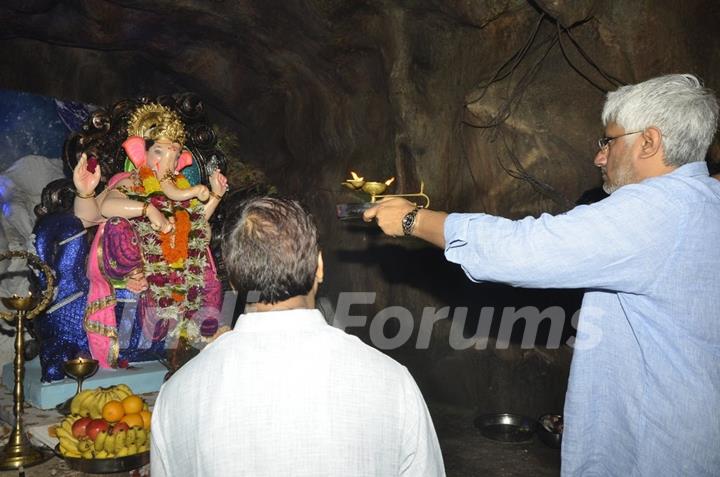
[120,413,144,429]
[102,400,125,423]
[139,410,152,430]
[121,395,144,415]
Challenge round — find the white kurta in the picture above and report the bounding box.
[151,308,445,477]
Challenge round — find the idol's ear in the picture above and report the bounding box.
[176,150,193,171]
[122,136,147,169]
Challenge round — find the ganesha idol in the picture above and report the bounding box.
[33,101,228,380]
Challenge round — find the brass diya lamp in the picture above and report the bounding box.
[341,171,430,207]
[0,251,55,470]
[56,357,99,415]
[337,171,431,220]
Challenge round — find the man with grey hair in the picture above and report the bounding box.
[365,74,719,476]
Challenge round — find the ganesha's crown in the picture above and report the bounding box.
[127,103,186,145]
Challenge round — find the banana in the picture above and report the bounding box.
[60,444,81,458]
[109,388,122,402]
[126,443,138,456]
[95,449,108,459]
[61,419,73,434]
[94,430,108,452]
[116,383,133,396]
[56,427,79,446]
[116,446,129,457]
[77,439,92,453]
[138,442,149,453]
[104,432,116,453]
[58,441,79,456]
[93,393,108,419]
[125,427,136,446]
[82,393,99,419]
[134,428,147,447]
[70,389,94,415]
[111,385,130,401]
[82,449,94,459]
[114,429,126,452]
[80,389,98,417]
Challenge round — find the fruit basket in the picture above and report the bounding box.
[54,444,149,473]
[53,384,152,473]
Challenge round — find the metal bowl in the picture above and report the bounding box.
[537,414,563,449]
[473,413,537,442]
[54,445,149,473]
[63,357,99,380]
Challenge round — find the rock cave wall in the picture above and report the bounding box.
[1,0,719,415]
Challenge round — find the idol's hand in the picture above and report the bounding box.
[363,198,417,237]
[126,269,148,293]
[209,170,228,198]
[194,184,210,202]
[73,153,101,195]
[146,204,174,234]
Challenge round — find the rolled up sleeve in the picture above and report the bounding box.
[443,183,682,293]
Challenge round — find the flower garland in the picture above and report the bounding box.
[159,210,190,268]
[124,167,211,344]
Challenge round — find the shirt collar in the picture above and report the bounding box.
[669,161,709,178]
[233,308,328,332]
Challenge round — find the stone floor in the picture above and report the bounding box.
[432,403,560,477]
[0,401,559,477]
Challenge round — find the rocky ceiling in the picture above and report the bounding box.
[1,0,719,407]
[3,0,718,215]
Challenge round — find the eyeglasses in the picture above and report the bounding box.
[597,131,642,151]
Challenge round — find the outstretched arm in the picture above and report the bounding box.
[363,198,448,248]
[100,188,174,234]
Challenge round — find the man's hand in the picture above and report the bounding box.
[364,197,449,248]
[363,198,417,237]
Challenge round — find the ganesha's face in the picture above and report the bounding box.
[147,138,183,173]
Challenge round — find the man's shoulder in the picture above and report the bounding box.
[321,325,412,376]
[612,170,712,206]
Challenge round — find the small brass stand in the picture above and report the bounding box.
[0,251,55,470]
[342,171,431,208]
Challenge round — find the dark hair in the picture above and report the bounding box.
[221,196,319,304]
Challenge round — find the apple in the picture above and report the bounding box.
[112,422,130,434]
[71,417,93,439]
[85,419,109,441]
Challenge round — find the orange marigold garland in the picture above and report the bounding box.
[138,166,161,194]
[159,209,191,268]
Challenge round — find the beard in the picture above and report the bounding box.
[601,158,636,194]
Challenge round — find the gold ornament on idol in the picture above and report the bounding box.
[126,103,186,145]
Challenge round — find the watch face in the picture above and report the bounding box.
[402,210,416,235]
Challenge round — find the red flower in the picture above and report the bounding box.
[187,286,199,302]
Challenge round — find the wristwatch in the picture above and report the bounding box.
[401,207,419,236]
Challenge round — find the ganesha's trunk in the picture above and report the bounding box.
[160,178,199,201]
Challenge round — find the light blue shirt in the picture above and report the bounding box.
[444,161,720,476]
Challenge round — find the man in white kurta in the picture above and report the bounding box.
[151,197,444,477]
